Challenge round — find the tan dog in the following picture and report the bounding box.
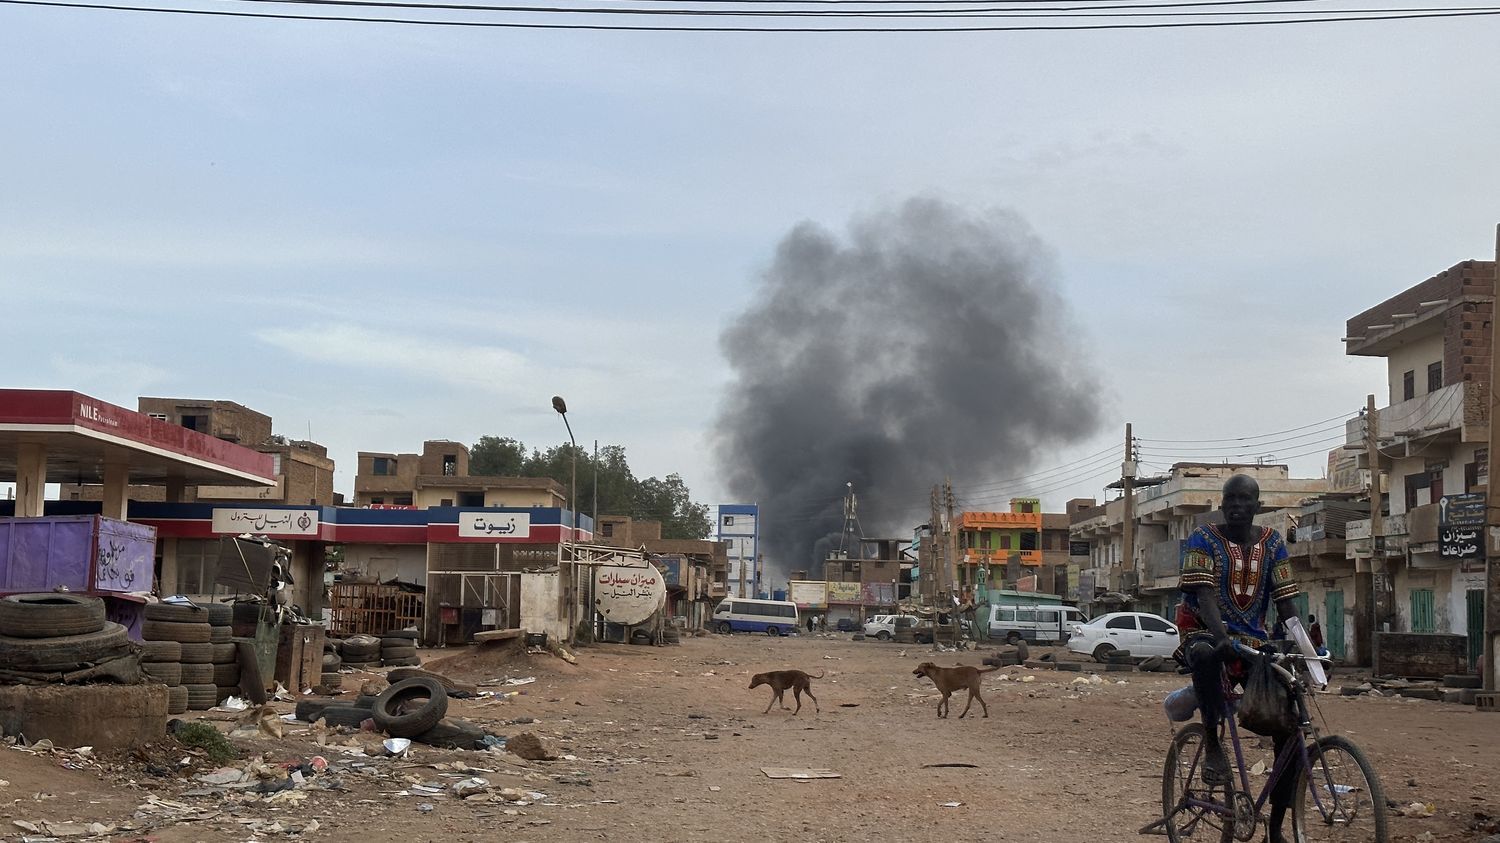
[749,669,823,714]
[912,662,997,719]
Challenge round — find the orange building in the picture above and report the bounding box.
[958,498,1043,589]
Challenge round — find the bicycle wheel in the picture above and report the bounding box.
[1293,734,1388,843]
[1163,723,1234,843]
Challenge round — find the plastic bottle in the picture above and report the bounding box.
[1163,685,1199,722]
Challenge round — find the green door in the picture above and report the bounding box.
[1410,588,1436,634]
[1468,590,1486,671]
[1324,590,1345,661]
[1292,593,1310,625]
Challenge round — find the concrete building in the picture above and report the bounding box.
[1342,258,1496,672]
[821,537,905,627]
[1069,462,1328,617]
[353,440,566,509]
[593,513,731,621]
[716,503,760,598]
[957,498,1042,592]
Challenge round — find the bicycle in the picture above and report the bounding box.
[1157,643,1389,842]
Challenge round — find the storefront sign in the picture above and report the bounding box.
[593,565,665,625]
[827,582,861,603]
[1439,493,1485,527]
[212,507,318,536]
[1439,526,1484,561]
[860,582,895,605]
[1069,541,1090,557]
[790,580,827,609]
[457,512,531,538]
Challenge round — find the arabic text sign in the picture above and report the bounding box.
[593,565,666,625]
[212,507,318,536]
[789,580,827,608]
[457,512,532,539]
[1439,525,1484,561]
[827,582,862,603]
[1439,493,1486,527]
[859,582,895,605]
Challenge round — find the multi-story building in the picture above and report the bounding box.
[716,503,760,598]
[957,498,1042,592]
[1342,258,1496,672]
[353,440,565,509]
[592,514,729,627]
[1069,462,1327,617]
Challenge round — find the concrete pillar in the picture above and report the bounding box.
[158,539,178,596]
[101,462,129,521]
[164,476,186,503]
[16,443,47,518]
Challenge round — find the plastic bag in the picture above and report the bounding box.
[1238,651,1296,736]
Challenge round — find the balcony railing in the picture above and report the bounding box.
[1345,382,1468,450]
[1146,539,1185,581]
[964,548,1042,565]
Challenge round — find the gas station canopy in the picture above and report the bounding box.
[0,389,277,487]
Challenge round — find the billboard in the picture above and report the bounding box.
[827,582,861,604]
[790,580,827,608]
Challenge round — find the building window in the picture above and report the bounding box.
[1020,532,1039,551]
[999,534,1012,550]
[270,454,283,476]
[175,539,227,597]
[1403,370,1415,401]
[440,498,453,507]
[723,515,734,527]
[980,532,992,550]
[372,457,391,476]
[458,492,483,507]
[181,414,204,432]
[371,497,384,505]
[1428,361,1443,393]
[601,523,614,538]
[394,495,412,506]
[443,455,458,476]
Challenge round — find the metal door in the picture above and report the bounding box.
[1324,590,1345,661]
[1410,588,1436,633]
[1468,589,1485,670]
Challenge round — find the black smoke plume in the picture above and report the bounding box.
[715,198,1103,583]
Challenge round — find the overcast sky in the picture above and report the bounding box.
[3,6,1497,528]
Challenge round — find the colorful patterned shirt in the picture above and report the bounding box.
[1176,524,1298,648]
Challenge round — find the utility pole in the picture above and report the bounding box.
[1120,423,1137,593]
[1366,392,1385,669]
[944,479,958,650]
[1486,223,1500,692]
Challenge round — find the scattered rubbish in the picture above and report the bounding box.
[196,767,249,786]
[1020,676,1036,684]
[839,703,860,708]
[453,777,491,797]
[416,803,434,813]
[662,770,698,778]
[1397,802,1436,818]
[1250,761,1267,776]
[384,738,411,757]
[503,677,537,686]
[761,768,840,780]
[213,696,250,712]
[922,763,980,769]
[708,785,722,792]
[941,801,965,808]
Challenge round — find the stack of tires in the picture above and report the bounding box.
[339,634,381,671]
[140,638,187,714]
[294,689,380,728]
[891,617,916,645]
[381,630,419,668]
[204,604,240,702]
[321,641,342,688]
[142,603,217,711]
[0,593,133,681]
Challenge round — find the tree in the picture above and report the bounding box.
[469,436,529,476]
[635,473,713,539]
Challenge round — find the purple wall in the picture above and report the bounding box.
[0,516,156,595]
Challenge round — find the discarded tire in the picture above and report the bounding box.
[381,646,417,661]
[1139,656,1165,672]
[208,625,232,644]
[140,640,182,663]
[322,653,342,670]
[0,623,131,672]
[142,662,183,685]
[320,672,343,688]
[184,683,218,710]
[179,642,215,664]
[1443,674,1482,689]
[142,620,212,644]
[180,663,215,685]
[381,657,420,668]
[384,629,419,641]
[212,663,241,686]
[380,636,413,649]
[0,593,107,638]
[143,603,210,624]
[372,677,449,738]
[352,693,378,709]
[167,684,189,714]
[414,718,486,750]
[205,603,233,626]
[210,643,238,664]
[317,705,374,729]
[295,700,333,722]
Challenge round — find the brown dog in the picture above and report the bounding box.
[748,669,824,714]
[912,662,997,719]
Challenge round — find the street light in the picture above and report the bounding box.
[551,396,577,540]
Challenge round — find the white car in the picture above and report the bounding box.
[1066,611,1179,662]
[862,614,918,641]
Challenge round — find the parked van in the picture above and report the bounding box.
[987,603,1088,644]
[712,598,799,636]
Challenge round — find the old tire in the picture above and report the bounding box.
[317,705,374,729]
[179,642,215,664]
[0,623,131,671]
[205,603,233,625]
[320,672,343,688]
[381,636,414,648]
[212,663,241,686]
[140,640,183,663]
[144,603,210,624]
[295,700,333,722]
[372,677,449,738]
[184,683,218,710]
[209,625,232,644]
[1443,674,1482,689]
[413,718,486,750]
[384,629,419,641]
[1140,656,1165,672]
[142,620,212,644]
[180,663,215,685]
[1092,643,1116,663]
[142,662,183,685]
[352,693,379,709]
[167,684,189,714]
[322,652,342,670]
[381,645,417,660]
[1006,631,1023,645]
[210,643,238,664]
[382,657,421,668]
[0,593,107,638]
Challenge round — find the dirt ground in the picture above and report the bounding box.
[2,634,1496,842]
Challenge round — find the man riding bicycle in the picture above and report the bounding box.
[1175,474,1301,843]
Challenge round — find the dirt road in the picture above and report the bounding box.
[2,634,1495,842]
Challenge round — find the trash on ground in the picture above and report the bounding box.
[761,768,840,780]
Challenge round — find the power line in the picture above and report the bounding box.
[239,0,1500,15]
[5,0,1499,29]
[1136,410,1360,444]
